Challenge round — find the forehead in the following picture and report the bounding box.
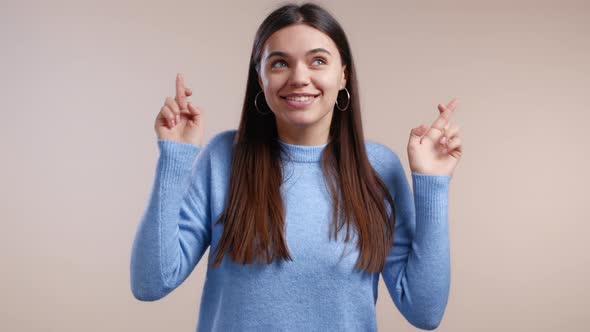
[262,24,339,57]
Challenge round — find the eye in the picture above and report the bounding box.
[312,58,327,66]
[270,60,287,68]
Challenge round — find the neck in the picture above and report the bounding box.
[276,120,331,146]
[277,139,327,163]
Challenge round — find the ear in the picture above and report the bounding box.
[340,65,348,90]
[256,65,265,90]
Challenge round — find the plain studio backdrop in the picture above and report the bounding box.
[1,0,588,331]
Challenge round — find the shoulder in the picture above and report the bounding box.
[364,140,404,174]
[205,129,238,150]
[189,129,237,179]
[199,129,237,158]
[188,129,237,174]
[364,140,408,198]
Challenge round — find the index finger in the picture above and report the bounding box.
[175,73,187,108]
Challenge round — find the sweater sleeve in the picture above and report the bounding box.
[373,144,451,330]
[130,139,212,301]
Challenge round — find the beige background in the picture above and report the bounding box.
[1,0,589,331]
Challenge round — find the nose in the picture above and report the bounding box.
[288,62,310,87]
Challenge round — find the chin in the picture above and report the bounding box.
[272,101,334,128]
[281,112,322,127]
[284,119,316,129]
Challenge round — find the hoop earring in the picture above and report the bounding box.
[254,91,272,115]
[336,88,350,111]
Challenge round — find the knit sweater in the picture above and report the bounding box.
[130,129,451,331]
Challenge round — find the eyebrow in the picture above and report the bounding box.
[265,48,332,61]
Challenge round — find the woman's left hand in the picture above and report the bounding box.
[407,98,463,177]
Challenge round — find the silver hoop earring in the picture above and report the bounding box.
[336,88,350,111]
[254,91,272,115]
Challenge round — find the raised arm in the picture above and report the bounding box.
[130,139,213,301]
[371,143,451,330]
[130,72,211,301]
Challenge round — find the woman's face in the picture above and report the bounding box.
[257,24,347,143]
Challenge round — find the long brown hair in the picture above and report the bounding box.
[211,2,396,273]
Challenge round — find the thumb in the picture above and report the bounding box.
[409,124,427,144]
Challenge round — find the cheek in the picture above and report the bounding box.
[315,76,340,100]
[262,78,285,109]
[264,76,286,95]
[317,70,342,90]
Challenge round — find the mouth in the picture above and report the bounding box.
[280,94,320,109]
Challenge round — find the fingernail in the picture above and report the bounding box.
[441,137,447,144]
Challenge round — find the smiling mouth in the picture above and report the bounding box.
[281,94,319,109]
[281,95,320,101]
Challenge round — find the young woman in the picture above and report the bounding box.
[131,2,462,331]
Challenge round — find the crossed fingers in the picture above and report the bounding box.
[421,98,459,145]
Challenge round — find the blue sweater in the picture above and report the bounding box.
[130,129,451,331]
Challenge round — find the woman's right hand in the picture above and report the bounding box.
[155,73,204,146]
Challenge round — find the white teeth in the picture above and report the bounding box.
[286,96,315,102]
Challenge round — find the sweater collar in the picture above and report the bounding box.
[278,139,327,163]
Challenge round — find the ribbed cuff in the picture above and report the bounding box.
[157,139,200,187]
[411,172,451,234]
